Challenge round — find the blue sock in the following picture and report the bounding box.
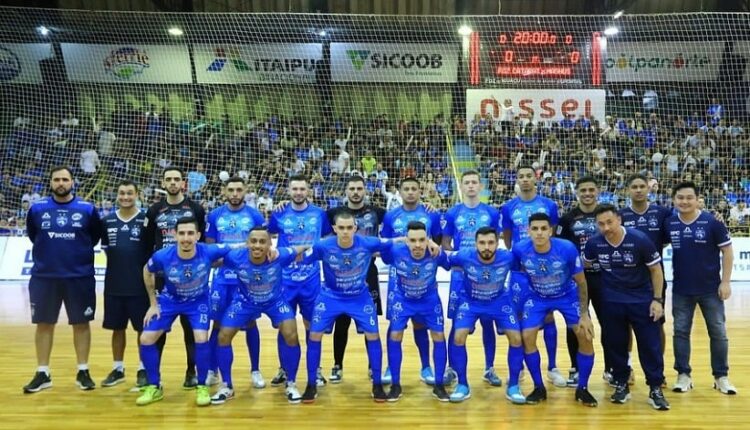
[524,350,544,387]
[366,339,383,385]
[276,331,285,371]
[280,341,301,384]
[480,319,496,369]
[306,339,321,386]
[195,341,210,385]
[447,325,456,368]
[140,343,161,386]
[450,341,468,386]
[209,328,219,373]
[577,352,595,389]
[387,338,402,385]
[507,345,524,387]
[217,344,234,388]
[413,327,431,369]
[543,321,558,370]
[433,340,447,386]
[245,325,260,372]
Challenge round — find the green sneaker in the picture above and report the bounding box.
[195,385,211,406]
[136,385,164,406]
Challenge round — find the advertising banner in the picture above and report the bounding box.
[604,41,723,82]
[0,43,53,84]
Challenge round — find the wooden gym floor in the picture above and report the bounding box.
[0,282,747,430]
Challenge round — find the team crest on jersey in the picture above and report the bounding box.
[56,213,68,227]
[184,267,193,279]
[131,226,141,237]
[253,272,262,282]
[538,261,548,273]
[623,252,634,264]
[297,219,305,230]
[411,267,420,276]
[343,256,352,266]
[467,216,476,227]
[481,270,491,280]
[648,217,659,228]
[71,213,83,221]
[695,227,706,240]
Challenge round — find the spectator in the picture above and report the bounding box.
[187,162,208,199]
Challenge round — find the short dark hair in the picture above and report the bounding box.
[672,181,697,197]
[400,177,420,188]
[288,174,308,184]
[626,173,649,186]
[407,221,426,232]
[575,176,598,188]
[225,176,246,186]
[163,167,185,179]
[347,175,365,186]
[333,210,355,224]
[528,212,551,225]
[175,216,199,230]
[461,170,480,181]
[516,164,535,174]
[249,226,269,235]
[593,204,619,218]
[475,226,497,239]
[49,165,73,179]
[117,179,139,192]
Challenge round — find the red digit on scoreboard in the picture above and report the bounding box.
[504,50,514,63]
[570,51,580,64]
[499,34,508,44]
[565,34,573,44]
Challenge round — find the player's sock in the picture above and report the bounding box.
[524,350,544,387]
[366,339,383,384]
[480,319,496,369]
[386,338,402,386]
[433,340,447,386]
[543,321,558,370]
[209,328,220,372]
[77,363,89,371]
[280,341,301,384]
[576,352,595,389]
[155,332,167,358]
[37,365,50,375]
[138,362,145,371]
[450,342,468,386]
[113,361,124,371]
[306,339,322,386]
[216,344,234,388]
[566,327,579,369]
[507,345,524,386]
[195,341,210,385]
[413,326,431,370]
[140,344,161,386]
[246,325,260,372]
[447,326,456,368]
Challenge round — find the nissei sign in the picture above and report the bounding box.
[0,44,53,84]
[194,44,321,84]
[605,41,723,82]
[331,43,458,83]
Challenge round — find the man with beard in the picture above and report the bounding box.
[143,167,206,389]
[24,166,102,393]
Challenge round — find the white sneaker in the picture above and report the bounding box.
[210,385,234,405]
[547,368,567,388]
[206,370,221,386]
[286,382,302,404]
[672,373,693,393]
[251,370,266,389]
[714,376,737,395]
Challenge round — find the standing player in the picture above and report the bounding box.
[211,227,308,405]
[583,205,670,410]
[380,177,442,385]
[665,181,736,395]
[100,180,150,389]
[23,166,102,393]
[268,175,332,387]
[380,221,449,401]
[501,165,563,387]
[205,176,266,388]
[442,170,502,386]
[556,176,606,387]
[326,175,387,383]
[143,167,206,389]
[136,217,231,406]
[445,227,525,404]
[512,213,598,407]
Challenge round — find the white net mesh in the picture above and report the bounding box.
[0,9,747,234]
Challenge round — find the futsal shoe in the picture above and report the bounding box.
[136,385,164,406]
[195,385,211,406]
[76,370,96,391]
[449,384,471,403]
[506,385,526,405]
[23,371,52,394]
[672,373,693,393]
[101,369,125,387]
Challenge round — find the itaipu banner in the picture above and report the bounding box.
[330,43,459,83]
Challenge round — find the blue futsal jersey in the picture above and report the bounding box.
[512,238,582,298]
[501,195,559,246]
[583,227,662,303]
[268,203,332,285]
[146,243,231,302]
[446,248,514,302]
[223,247,298,305]
[442,203,501,250]
[380,243,449,300]
[206,204,266,283]
[381,205,442,239]
[304,235,391,298]
[619,204,671,250]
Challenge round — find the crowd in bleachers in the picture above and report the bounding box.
[2,96,750,235]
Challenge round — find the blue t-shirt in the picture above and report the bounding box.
[146,243,231,302]
[268,203,332,284]
[664,212,732,295]
[304,235,390,298]
[381,204,442,239]
[223,247,298,304]
[380,243,449,300]
[512,238,582,298]
[583,228,662,303]
[502,195,559,246]
[442,203,501,250]
[447,248,514,301]
[206,204,266,282]
[619,204,671,251]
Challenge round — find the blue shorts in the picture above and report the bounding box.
[522,288,581,330]
[311,291,379,335]
[388,293,444,333]
[447,270,464,320]
[29,276,96,325]
[103,294,149,331]
[453,296,520,333]
[143,295,210,332]
[221,297,295,329]
[508,271,531,315]
[210,280,239,321]
[283,277,320,323]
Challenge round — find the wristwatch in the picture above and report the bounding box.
[652,297,665,305]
